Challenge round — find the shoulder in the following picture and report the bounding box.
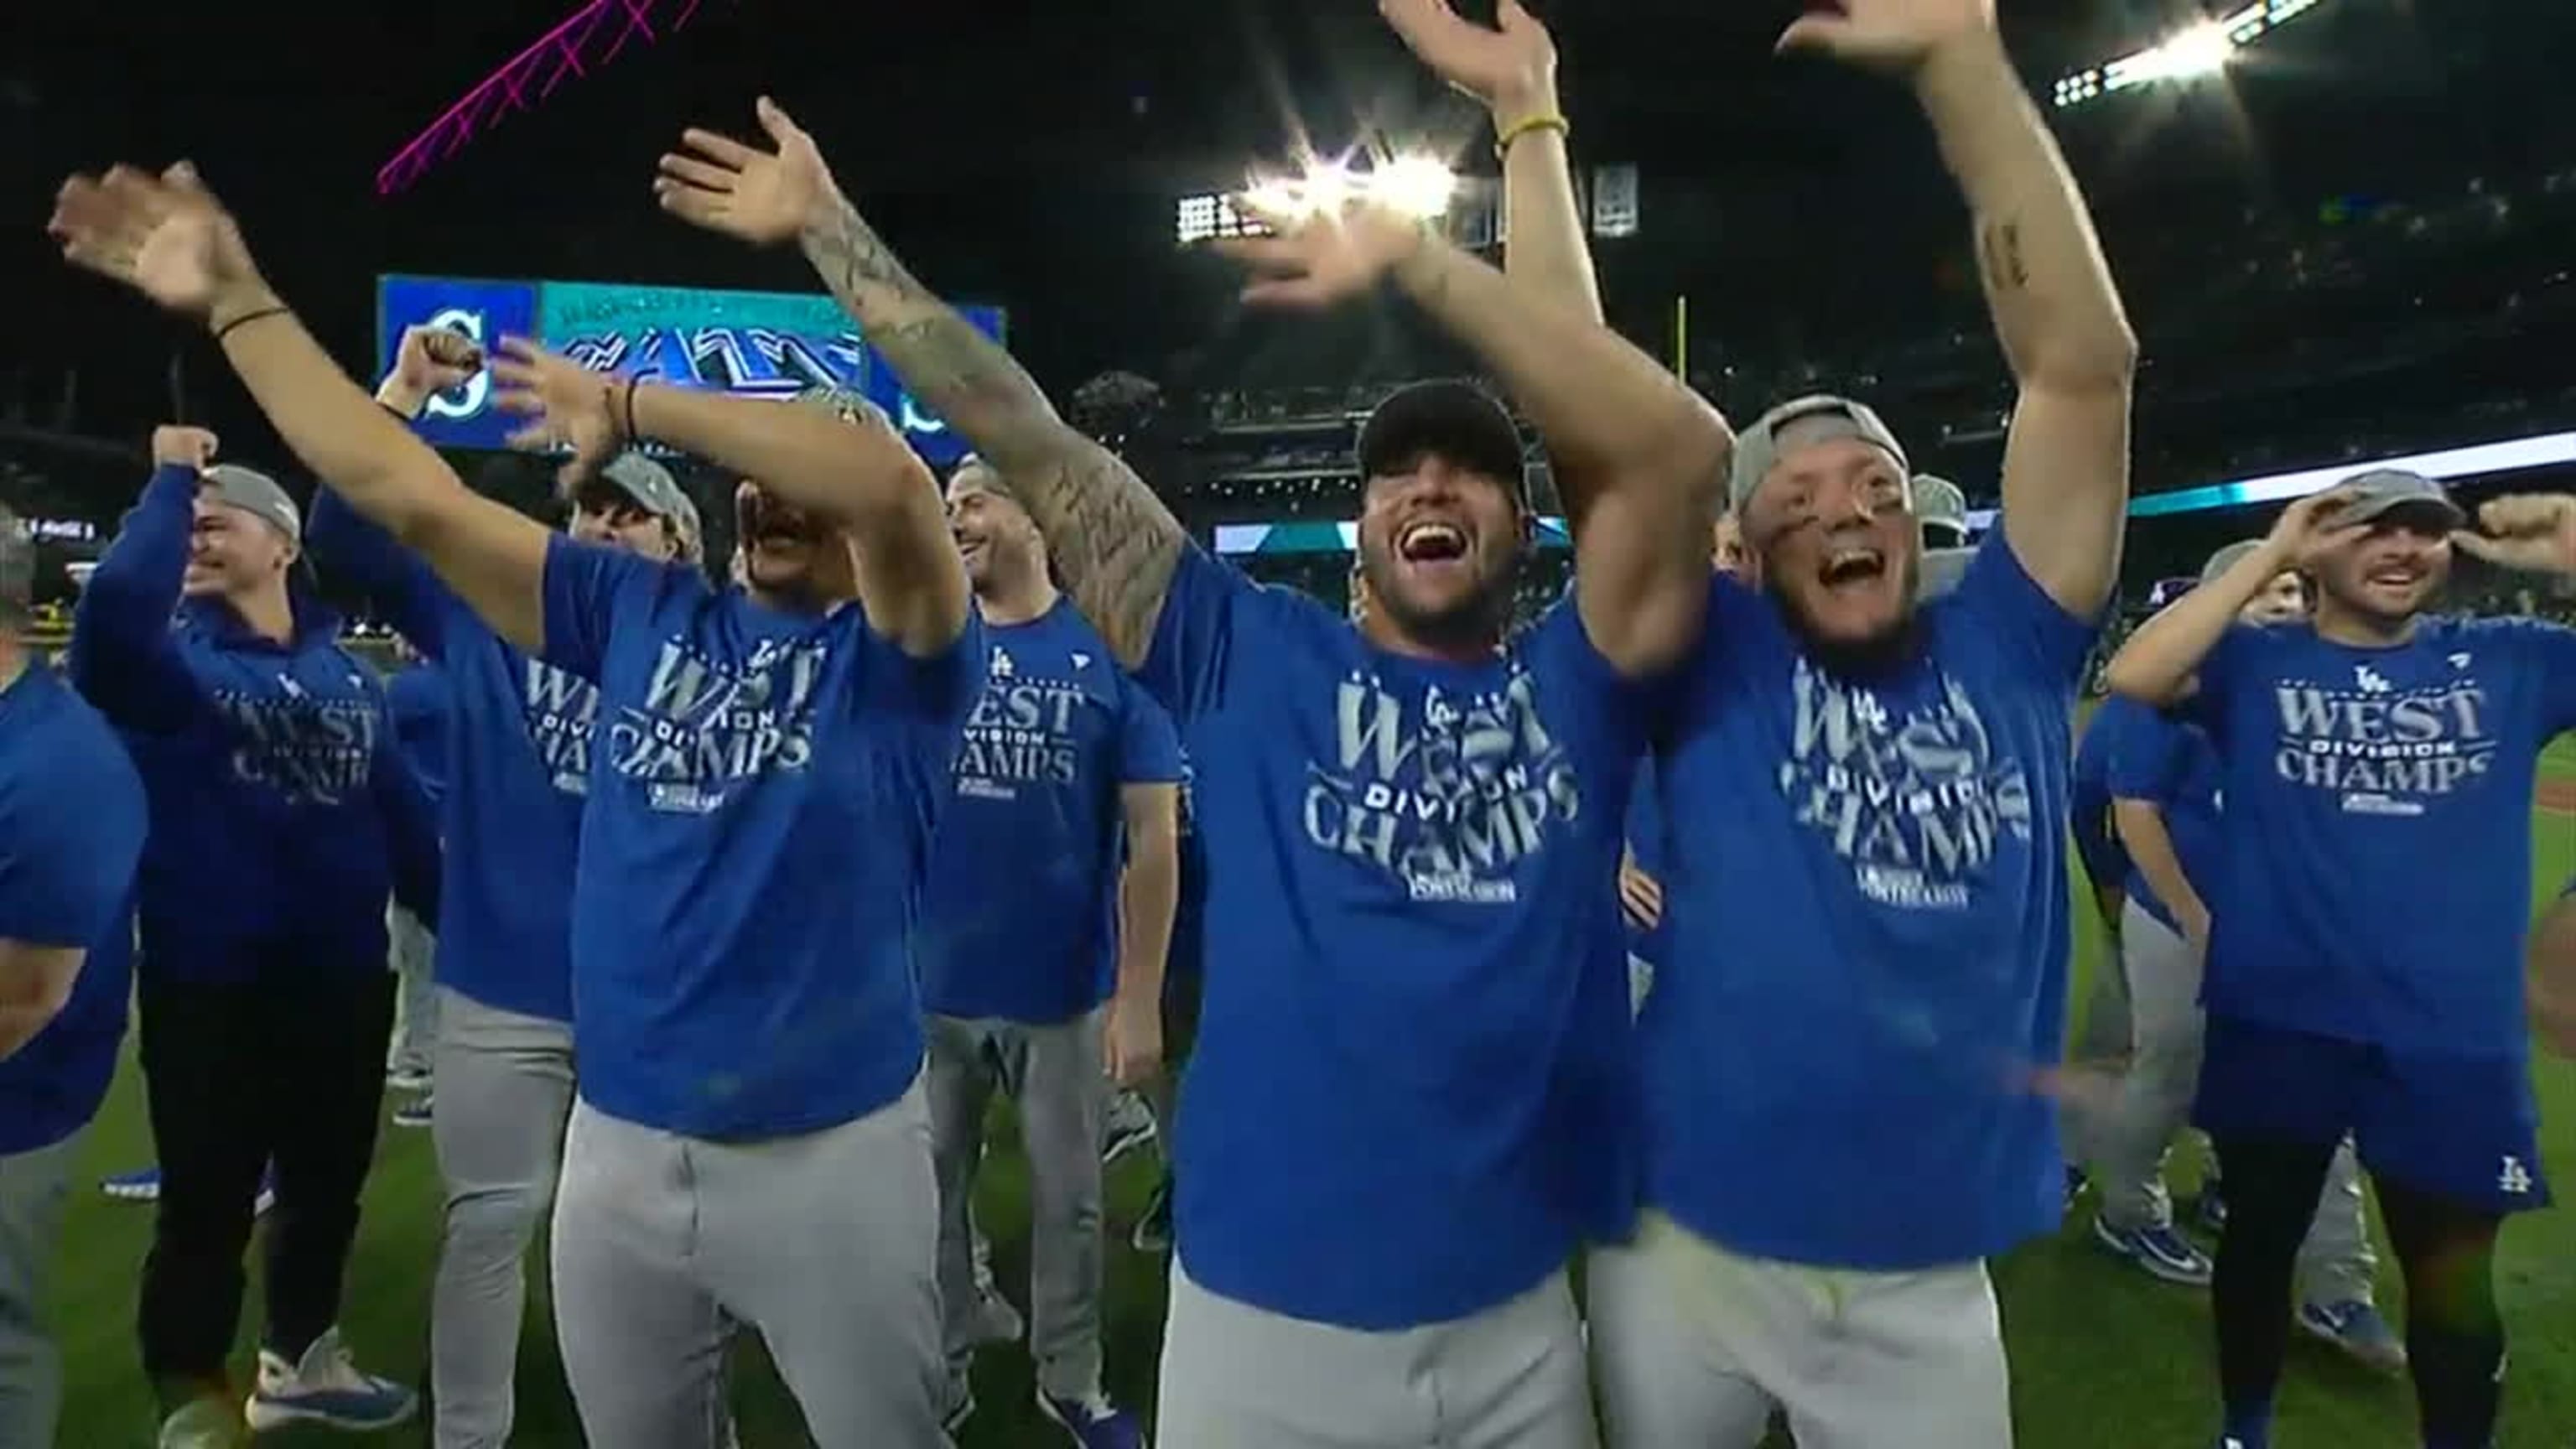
[3,676,141,819]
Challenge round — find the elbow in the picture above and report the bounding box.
[2100,654,2173,707]
[2016,311,2139,395]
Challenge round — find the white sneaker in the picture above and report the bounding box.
[243,1326,417,1432]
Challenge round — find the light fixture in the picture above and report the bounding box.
[1175,153,1460,242]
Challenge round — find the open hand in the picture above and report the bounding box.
[1379,0,1558,121]
[1776,0,1998,73]
[487,337,622,488]
[49,162,267,321]
[1104,997,1165,1089]
[655,96,837,246]
[151,425,220,471]
[2451,494,2576,576]
[2261,486,2367,569]
[1210,194,1431,309]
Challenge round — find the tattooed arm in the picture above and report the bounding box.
[797,205,1184,667]
[1918,33,2136,617]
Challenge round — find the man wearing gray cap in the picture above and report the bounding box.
[1584,0,2137,1441]
[70,426,439,1446]
[0,501,148,1449]
[2107,470,2576,1449]
[2076,542,2398,1371]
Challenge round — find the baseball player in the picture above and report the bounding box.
[49,163,979,1448]
[2080,546,2398,1371]
[651,39,1724,1442]
[305,324,702,1448]
[70,420,441,1447]
[1583,0,2138,1443]
[2105,470,2576,1449]
[916,458,1180,1442]
[0,502,148,1449]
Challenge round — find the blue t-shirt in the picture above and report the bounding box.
[311,491,595,1022]
[0,663,147,1154]
[917,600,1182,1023]
[2070,704,2126,887]
[542,536,982,1139]
[1623,756,1672,963]
[2096,694,2222,936]
[385,662,449,812]
[1643,536,2098,1270]
[70,466,427,983]
[1140,547,1649,1331]
[2189,616,2576,1057]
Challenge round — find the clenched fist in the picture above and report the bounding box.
[151,425,219,470]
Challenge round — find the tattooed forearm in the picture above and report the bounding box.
[1976,221,2029,295]
[797,193,1186,666]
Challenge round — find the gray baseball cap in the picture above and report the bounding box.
[587,452,703,560]
[0,504,31,616]
[1920,545,1976,599]
[1913,474,1970,544]
[200,464,301,543]
[2201,539,2267,584]
[1728,394,1909,514]
[2332,469,2464,532]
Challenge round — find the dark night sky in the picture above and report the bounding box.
[5,0,2563,454]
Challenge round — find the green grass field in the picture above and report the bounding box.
[41,756,2576,1446]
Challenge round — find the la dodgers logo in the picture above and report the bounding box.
[1302,665,1577,904]
[2269,662,2494,817]
[1776,658,2032,911]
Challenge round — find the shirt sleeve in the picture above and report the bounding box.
[2492,618,2576,737]
[1524,596,1674,769]
[1118,685,1185,786]
[67,465,208,735]
[2181,624,2262,740]
[0,723,145,948]
[1950,532,2104,691]
[539,534,666,683]
[308,488,456,660]
[2101,702,2185,806]
[371,730,444,923]
[1136,545,1324,725]
[864,611,989,725]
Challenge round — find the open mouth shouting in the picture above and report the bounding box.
[1819,544,1888,593]
[1395,518,1472,576]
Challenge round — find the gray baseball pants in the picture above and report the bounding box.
[551,1077,948,1449]
[428,989,575,1449]
[0,1133,81,1449]
[927,1009,1108,1405]
[386,905,440,1079]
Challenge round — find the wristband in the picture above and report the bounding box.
[212,304,291,344]
[1494,113,1569,158]
[619,377,641,448]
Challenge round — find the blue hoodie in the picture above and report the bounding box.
[384,660,450,812]
[308,490,589,1022]
[70,465,439,983]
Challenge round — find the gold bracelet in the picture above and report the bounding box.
[1494,113,1570,158]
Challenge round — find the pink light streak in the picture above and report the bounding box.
[376,0,718,197]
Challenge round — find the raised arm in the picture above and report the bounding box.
[1381,0,1602,325]
[2104,491,2350,706]
[48,164,552,653]
[1784,0,2137,616]
[1221,205,1728,675]
[487,341,966,656]
[68,434,214,733]
[652,101,1184,666]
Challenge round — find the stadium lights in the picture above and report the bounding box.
[1961,428,2576,531]
[1176,154,1459,244]
[2049,0,2334,112]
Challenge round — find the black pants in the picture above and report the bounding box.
[136,970,395,1389]
[2211,1136,2508,1447]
